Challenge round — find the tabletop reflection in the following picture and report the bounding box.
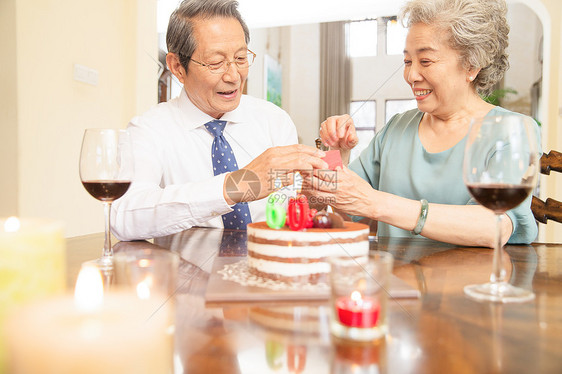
[64,230,562,374]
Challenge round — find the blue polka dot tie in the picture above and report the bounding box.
[204,120,252,230]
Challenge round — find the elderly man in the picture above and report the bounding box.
[112,0,326,240]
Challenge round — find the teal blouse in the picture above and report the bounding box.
[349,107,540,244]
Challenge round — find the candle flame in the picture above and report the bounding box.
[350,290,363,303]
[4,216,20,232]
[136,275,153,300]
[136,281,151,300]
[138,258,151,268]
[74,264,104,312]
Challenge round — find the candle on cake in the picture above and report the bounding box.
[266,192,287,229]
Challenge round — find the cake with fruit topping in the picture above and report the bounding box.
[246,220,370,284]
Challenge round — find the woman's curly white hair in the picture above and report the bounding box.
[400,0,509,95]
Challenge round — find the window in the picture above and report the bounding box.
[386,17,408,55]
[350,100,376,127]
[385,99,417,123]
[349,20,377,57]
[349,100,376,161]
[347,17,416,162]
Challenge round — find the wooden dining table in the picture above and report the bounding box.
[66,228,562,374]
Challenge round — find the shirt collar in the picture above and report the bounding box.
[177,88,247,130]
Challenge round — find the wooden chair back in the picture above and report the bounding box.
[531,150,562,224]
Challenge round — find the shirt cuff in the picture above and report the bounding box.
[188,173,234,220]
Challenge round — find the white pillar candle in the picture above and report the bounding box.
[0,217,66,369]
[5,265,173,374]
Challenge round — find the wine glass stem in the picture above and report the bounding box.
[103,201,113,259]
[490,214,506,284]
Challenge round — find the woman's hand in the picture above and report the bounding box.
[306,165,510,248]
[319,114,359,164]
[305,165,376,218]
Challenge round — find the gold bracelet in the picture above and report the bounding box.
[411,199,428,235]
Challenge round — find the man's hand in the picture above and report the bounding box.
[223,144,328,204]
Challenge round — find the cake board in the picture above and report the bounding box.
[205,256,420,305]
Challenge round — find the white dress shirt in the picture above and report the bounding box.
[111,89,298,240]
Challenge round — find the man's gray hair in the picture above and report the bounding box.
[400,0,509,95]
[166,0,250,70]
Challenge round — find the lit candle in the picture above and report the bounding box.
[0,217,65,370]
[4,265,173,374]
[336,291,380,328]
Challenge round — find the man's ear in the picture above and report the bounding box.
[166,53,187,84]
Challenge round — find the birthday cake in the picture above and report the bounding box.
[247,221,370,284]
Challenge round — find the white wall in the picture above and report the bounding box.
[1,0,158,237]
[282,24,321,146]
[247,27,283,100]
[248,24,321,146]
[504,3,543,115]
[0,0,18,217]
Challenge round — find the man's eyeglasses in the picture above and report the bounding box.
[186,50,256,74]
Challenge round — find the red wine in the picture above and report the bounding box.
[82,180,131,201]
[467,183,531,213]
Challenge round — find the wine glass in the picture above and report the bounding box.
[79,129,133,269]
[463,114,539,303]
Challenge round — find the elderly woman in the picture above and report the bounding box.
[311,0,540,246]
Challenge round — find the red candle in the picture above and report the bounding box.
[336,291,380,328]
